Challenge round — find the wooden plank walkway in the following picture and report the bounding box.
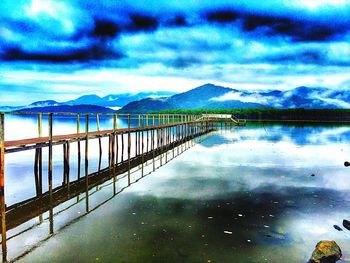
[4,120,200,153]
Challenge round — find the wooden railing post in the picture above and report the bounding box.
[85,114,89,212]
[77,114,81,181]
[127,114,131,185]
[141,115,144,177]
[0,113,7,262]
[112,114,117,194]
[96,114,102,173]
[112,114,116,177]
[34,113,43,213]
[38,114,43,197]
[48,113,54,234]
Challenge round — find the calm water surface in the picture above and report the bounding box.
[5,121,350,262]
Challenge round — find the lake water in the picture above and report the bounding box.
[4,119,350,262]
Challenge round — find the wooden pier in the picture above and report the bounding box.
[200,114,246,126]
[0,112,218,262]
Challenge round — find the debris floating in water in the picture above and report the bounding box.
[342,219,350,231]
[344,161,350,167]
[333,225,342,231]
[311,174,315,177]
[238,214,243,217]
[224,231,232,235]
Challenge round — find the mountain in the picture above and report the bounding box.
[28,100,62,108]
[66,95,105,106]
[118,84,350,113]
[167,84,234,109]
[66,91,176,108]
[118,84,266,113]
[3,84,349,114]
[17,105,115,113]
[0,91,176,112]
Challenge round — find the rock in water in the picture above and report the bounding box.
[343,219,350,231]
[309,240,342,263]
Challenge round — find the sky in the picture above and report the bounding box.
[1,0,350,106]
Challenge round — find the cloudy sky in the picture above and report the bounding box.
[1,0,350,105]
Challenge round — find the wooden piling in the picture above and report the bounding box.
[141,115,144,177]
[121,133,124,162]
[113,114,117,195]
[34,113,43,200]
[63,142,67,184]
[152,128,155,171]
[85,114,89,212]
[0,113,7,262]
[135,126,138,157]
[48,113,53,234]
[66,142,70,196]
[48,113,53,201]
[127,114,131,185]
[96,114,102,173]
[77,114,81,181]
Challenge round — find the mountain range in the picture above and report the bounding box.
[118,84,350,113]
[1,84,349,113]
[0,91,176,112]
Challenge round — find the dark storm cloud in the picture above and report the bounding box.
[126,14,159,32]
[165,15,188,27]
[2,44,124,63]
[205,10,239,23]
[1,0,350,104]
[203,8,349,42]
[2,1,350,66]
[92,19,120,38]
[241,13,345,42]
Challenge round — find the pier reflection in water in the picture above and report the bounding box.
[4,122,350,262]
[0,112,216,262]
[2,132,199,262]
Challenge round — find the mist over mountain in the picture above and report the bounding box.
[118,84,350,113]
[66,91,176,107]
[17,105,115,113]
[0,91,175,112]
[119,84,265,113]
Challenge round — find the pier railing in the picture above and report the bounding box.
[0,112,217,262]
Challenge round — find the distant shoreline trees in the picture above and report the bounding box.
[150,108,350,122]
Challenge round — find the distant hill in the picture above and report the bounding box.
[66,95,105,106]
[17,105,115,113]
[119,84,350,113]
[0,91,176,112]
[3,84,350,114]
[28,100,62,108]
[118,84,266,113]
[66,91,176,107]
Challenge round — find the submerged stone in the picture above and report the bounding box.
[309,240,342,263]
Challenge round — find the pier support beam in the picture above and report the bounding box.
[48,113,54,234]
[0,113,7,263]
[85,114,89,212]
